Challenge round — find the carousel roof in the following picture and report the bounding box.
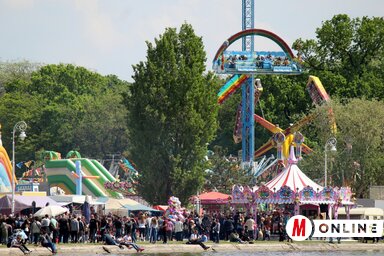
[265,146,323,192]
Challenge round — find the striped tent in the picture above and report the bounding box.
[266,146,323,192]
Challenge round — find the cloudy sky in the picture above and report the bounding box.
[0,0,383,82]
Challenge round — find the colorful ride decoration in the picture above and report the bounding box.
[213,27,303,165]
[212,29,303,75]
[104,181,135,196]
[21,167,44,183]
[231,146,354,216]
[104,157,139,196]
[0,124,15,192]
[272,132,285,162]
[252,75,335,168]
[118,158,139,186]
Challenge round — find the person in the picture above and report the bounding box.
[69,215,79,243]
[31,217,41,245]
[118,233,145,252]
[161,218,168,244]
[211,219,220,243]
[113,217,122,238]
[89,214,98,243]
[104,232,144,253]
[58,214,69,243]
[40,229,57,254]
[186,228,210,250]
[41,215,51,234]
[11,234,31,255]
[149,216,158,244]
[244,215,255,240]
[263,227,271,241]
[229,230,245,243]
[50,216,58,244]
[174,218,183,241]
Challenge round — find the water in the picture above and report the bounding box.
[149,252,384,256]
[70,251,383,256]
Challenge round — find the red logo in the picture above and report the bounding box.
[286,215,312,241]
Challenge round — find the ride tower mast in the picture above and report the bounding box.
[241,0,255,168]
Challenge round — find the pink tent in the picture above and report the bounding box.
[266,147,323,192]
[193,191,230,205]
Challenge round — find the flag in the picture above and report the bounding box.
[16,161,25,169]
[24,160,34,168]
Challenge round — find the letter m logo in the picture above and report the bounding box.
[292,218,306,237]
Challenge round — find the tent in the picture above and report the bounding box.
[122,203,160,212]
[265,152,323,192]
[153,205,169,212]
[0,195,61,215]
[193,191,230,205]
[101,197,160,216]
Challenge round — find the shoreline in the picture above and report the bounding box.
[1,241,384,255]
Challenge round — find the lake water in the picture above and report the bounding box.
[92,251,383,256]
[161,252,382,256]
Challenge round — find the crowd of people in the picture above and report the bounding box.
[0,208,295,254]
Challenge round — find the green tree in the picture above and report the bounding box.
[124,23,218,205]
[293,15,384,99]
[300,99,384,198]
[0,64,130,162]
[203,146,252,194]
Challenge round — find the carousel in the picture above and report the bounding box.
[231,145,355,220]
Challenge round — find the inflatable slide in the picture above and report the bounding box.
[45,158,122,198]
[0,129,15,192]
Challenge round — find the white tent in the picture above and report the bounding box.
[266,147,323,192]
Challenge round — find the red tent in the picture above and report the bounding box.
[194,191,230,205]
[152,205,168,212]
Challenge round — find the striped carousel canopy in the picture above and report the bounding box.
[265,146,323,192]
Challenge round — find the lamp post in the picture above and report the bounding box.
[324,137,337,187]
[11,121,27,216]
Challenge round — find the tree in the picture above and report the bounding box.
[0,63,130,161]
[124,23,218,205]
[203,146,252,194]
[299,99,384,198]
[293,15,384,99]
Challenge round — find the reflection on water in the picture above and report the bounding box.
[93,251,384,256]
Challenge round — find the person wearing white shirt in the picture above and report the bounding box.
[186,229,210,250]
[174,219,183,241]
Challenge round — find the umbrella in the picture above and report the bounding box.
[34,205,68,217]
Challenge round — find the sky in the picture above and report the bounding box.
[0,0,383,82]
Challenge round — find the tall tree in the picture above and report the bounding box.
[124,23,218,204]
[293,15,384,99]
[0,64,130,161]
[299,99,384,198]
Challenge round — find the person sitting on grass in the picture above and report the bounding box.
[11,234,31,255]
[117,233,144,252]
[103,232,144,253]
[229,230,245,243]
[40,229,57,254]
[186,229,210,250]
